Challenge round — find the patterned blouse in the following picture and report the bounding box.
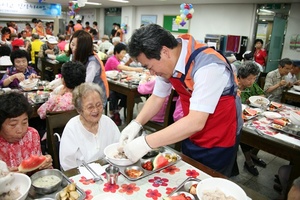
[0,66,37,88]
[37,92,74,119]
[0,127,42,168]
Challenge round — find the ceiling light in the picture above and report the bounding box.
[109,0,129,3]
[72,1,101,5]
[259,9,275,14]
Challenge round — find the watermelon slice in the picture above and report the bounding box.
[153,153,169,170]
[163,193,192,200]
[271,102,282,108]
[244,108,257,116]
[18,155,47,173]
[273,119,287,126]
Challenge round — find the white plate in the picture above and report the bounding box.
[293,85,300,91]
[92,193,126,200]
[105,70,119,79]
[196,177,247,200]
[242,104,247,111]
[264,111,282,119]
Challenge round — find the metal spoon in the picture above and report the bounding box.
[81,160,103,183]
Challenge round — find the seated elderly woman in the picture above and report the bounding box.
[37,61,86,119]
[237,61,266,176]
[59,82,120,171]
[0,92,52,171]
[0,49,39,88]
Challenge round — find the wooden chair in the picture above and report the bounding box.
[257,72,268,89]
[46,109,78,169]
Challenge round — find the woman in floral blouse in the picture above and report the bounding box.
[0,92,52,171]
[37,61,86,119]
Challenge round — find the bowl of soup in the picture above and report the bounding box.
[30,169,62,194]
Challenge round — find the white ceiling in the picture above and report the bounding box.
[27,0,300,9]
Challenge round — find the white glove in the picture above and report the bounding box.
[118,120,142,150]
[124,136,152,163]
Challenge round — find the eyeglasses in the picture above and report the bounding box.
[83,102,103,112]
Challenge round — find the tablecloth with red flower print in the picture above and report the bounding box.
[244,105,300,147]
[69,160,212,200]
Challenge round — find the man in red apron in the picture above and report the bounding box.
[119,24,242,176]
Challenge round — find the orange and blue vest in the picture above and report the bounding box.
[169,34,242,174]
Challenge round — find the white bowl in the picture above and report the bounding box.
[249,96,270,108]
[104,143,136,166]
[196,177,247,200]
[293,85,300,91]
[242,104,247,111]
[290,111,300,125]
[11,173,31,200]
[19,78,39,91]
[105,70,119,79]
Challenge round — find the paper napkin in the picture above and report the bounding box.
[78,162,105,179]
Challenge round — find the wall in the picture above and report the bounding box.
[282,3,300,60]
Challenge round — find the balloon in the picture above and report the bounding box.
[189,8,194,14]
[78,0,87,7]
[38,0,42,3]
[180,20,186,27]
[189,4,193,9]
[184,4,190,9]
[180,14,186,20]
[175,16,181,25]
[183,9,189,15]
[68,2,73,6]
[186,13,192,19]
[180,3,185,10]
[180,9,183,14]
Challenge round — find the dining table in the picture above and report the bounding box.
[63,149,269,200]
[107,78,141,124]
[241,103,300,185]
[281,88,300,104]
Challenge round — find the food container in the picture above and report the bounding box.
[104,143,136,166]
[249,96,270,108]
[30,169,62,194]
[106,146,181,181]
[19,79,39,91]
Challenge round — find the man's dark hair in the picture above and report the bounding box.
[61,61,86,89]
[0,92,32,129]
[254,39,264,45]
[85,21,90,25]
[93,21,97,26]
[10,50,29,65]
[114,43,127,55]
[0,45,11,57]
[128,24,178,60]
[279,58,293,68]
[237,61,261,79]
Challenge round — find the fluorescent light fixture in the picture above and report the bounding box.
[109,0,129,3]
[72,1,101,5]
[259,9,275,14]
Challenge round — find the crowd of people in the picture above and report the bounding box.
[0,21,299,200]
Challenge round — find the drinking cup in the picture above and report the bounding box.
[105,165,119,185]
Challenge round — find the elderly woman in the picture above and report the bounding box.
[59,82,120,171]
[0,49,39,88]
[0,92,52,171]
[37,61,86,119]
[237,61,265,176]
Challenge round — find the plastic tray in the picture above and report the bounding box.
[269,123,300,139]
[27,172,86,200]
[168,177,201,200]
[107,146,181,181]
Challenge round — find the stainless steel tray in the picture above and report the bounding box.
[26,172,86,200]
[107,146,181,181]
[168,177,201,200]
[269,123,300,139]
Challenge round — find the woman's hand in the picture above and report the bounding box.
[13,73,25,82]
[29,73,40,79]
[39,154,53,169]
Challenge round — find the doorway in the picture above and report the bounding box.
[254,3,291,72]
[104,7,121,37]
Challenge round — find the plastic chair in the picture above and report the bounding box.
[46,109,78,169]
